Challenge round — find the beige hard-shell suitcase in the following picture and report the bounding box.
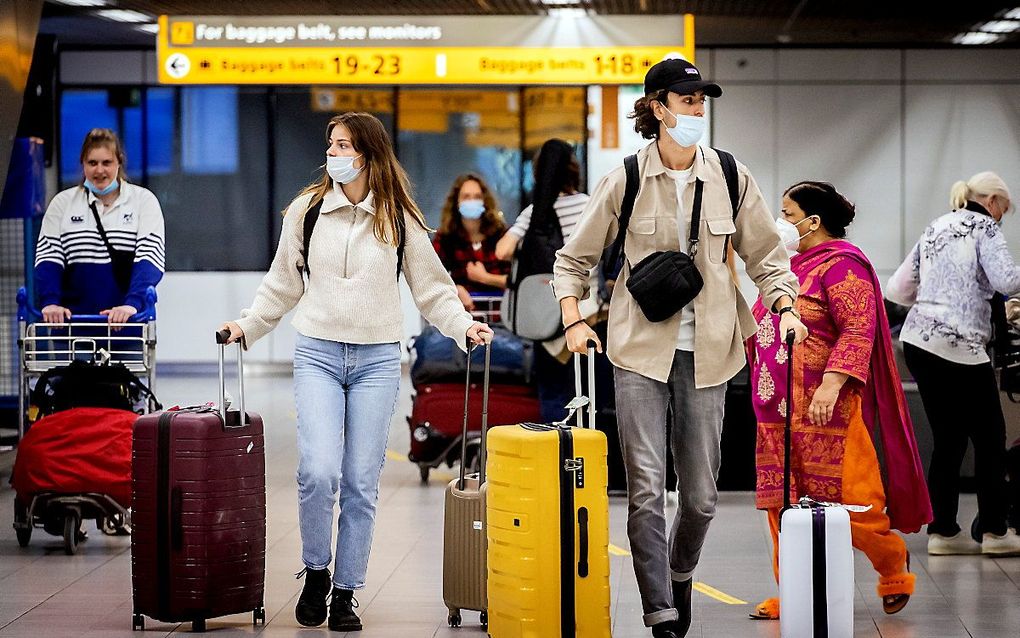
[442,337,492,629]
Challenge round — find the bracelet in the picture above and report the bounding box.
[778,306,798,318]
[563,318,587,332]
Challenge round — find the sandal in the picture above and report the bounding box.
[882,593,910,615]
[748,597,779,620]
[879,551,913,615]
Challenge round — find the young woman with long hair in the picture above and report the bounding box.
[220,112,493,631]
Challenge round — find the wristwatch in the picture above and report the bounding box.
[778,306,800,319]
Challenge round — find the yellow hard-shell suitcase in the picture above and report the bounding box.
[486,348,611,638]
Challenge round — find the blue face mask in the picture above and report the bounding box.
[84,178,120,196]
[458,200,485,220]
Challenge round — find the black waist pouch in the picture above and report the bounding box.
[626,250,703,323]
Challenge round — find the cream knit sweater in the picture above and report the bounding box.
[235,184,475,348]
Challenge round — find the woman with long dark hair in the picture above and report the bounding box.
[220,112,493,631]
[496,138,589,421]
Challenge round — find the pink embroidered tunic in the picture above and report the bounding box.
[749,240,932,532]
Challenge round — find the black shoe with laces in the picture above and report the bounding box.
[328,587,363,631]
[294,567,332,627]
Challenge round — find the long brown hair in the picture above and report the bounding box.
[79,128,128,181]
[297,112,428,245]
[437,173,506,238]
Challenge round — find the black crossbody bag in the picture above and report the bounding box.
[88,200,135,294]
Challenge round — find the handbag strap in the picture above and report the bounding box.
[688,179,704,258]
[88,199,120,260]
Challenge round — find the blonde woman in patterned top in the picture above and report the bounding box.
[747,182,930,621]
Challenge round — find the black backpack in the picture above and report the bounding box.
[31,359,160,420]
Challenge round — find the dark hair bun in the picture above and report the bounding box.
[783,181,856,238]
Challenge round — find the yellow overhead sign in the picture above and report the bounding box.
[156,15,695,86]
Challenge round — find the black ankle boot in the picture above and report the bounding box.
[672,578,693,636]
[294,567,332,627]
[328,587,362,631]
[651,620,682,638]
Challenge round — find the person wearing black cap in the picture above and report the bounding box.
[553,58,806,637]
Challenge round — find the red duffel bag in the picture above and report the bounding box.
[11,407,135,507]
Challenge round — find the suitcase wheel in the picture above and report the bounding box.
[448,611,461,628]
[192,618,206,632]
[132,614,144,631]
[419,465,430,484]
[253,607,266,625]
[480,611,487,628]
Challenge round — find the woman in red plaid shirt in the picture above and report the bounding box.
[432,173,511,311]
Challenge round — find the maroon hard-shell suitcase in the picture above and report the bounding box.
[131,332,266,632]
[408,382,541,482]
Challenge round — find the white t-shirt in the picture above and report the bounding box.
[663,166,695,352]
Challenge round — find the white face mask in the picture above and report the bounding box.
[326,154,363,184]
[661,106,706,148]
[775,216,815,253]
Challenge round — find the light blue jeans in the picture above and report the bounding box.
[293,335,401,590]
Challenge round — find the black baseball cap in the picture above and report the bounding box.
[644,58,722,98]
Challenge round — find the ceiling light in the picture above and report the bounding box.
[136,24,160,35]
[952,31,1004,45]
[95,9,152,23]
[979,20,1020,33]
[1006,8,1020,19]
[50,0,108,6]
[548,8,588,17]
[539,0,581,4]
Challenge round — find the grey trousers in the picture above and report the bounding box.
[614,350,727,627]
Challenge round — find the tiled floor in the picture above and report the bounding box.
[1,371,1019,637]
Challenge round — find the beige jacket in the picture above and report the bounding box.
[236,184,474,348]
[553,142,798,387]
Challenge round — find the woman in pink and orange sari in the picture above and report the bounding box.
[747,182,932,620]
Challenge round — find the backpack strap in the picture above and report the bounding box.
[712,148,741,262]
[395,210,406,279]
[301,197,324,276]
[605,154,641,275]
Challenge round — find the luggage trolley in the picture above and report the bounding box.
[12,285,158,554]
[403,293,542,481]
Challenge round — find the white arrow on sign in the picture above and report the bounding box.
[165,53,191,79]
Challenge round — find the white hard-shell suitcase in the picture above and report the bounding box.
[777,330,854,638]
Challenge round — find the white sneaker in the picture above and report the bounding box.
[981,529,1020,556]
[927,532,982,555]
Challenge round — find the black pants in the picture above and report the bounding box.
[534,344,573,423]
[903,343,1009,536]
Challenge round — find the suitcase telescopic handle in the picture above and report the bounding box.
[782,329,795,516]
[572,342,597,429]
[215,329,246,428]
[458,333,492,490]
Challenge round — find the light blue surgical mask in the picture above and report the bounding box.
[84,178,120,196]
[662,106,706,148]
[458,200,485,220]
